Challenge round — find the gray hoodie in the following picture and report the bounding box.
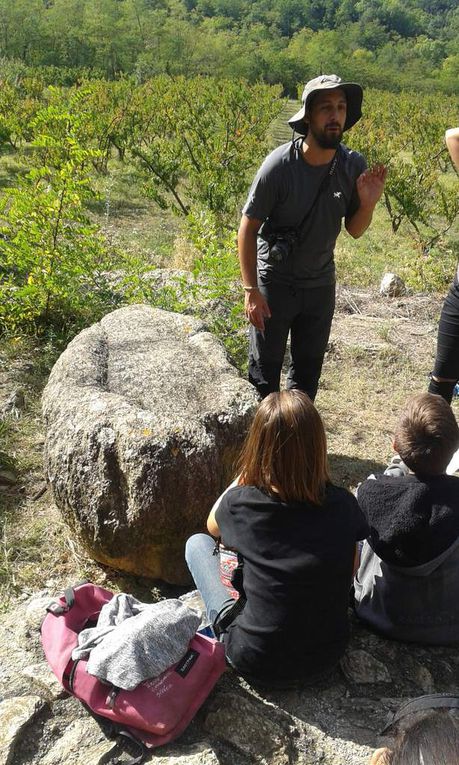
[354,536,459,644]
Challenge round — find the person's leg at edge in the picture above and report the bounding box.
[428,376,456,404]
[185,534,235,625]
[248,280,298,398]
[428,283,459,404]
[287,283,335,401]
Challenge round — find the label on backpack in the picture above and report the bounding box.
[175,649,199,677]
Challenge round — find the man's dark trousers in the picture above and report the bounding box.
[248,279,335,400]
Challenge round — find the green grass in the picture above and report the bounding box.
[336,210,459,292]
[0,147,29,189]
[89,160,181,266]
[335,208,408,288]
[268,98,296,145]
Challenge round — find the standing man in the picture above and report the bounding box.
[238,74,387,400]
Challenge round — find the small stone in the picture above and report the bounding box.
[0,695,43,765]
[21,663,66,701]
[25,593,52,632]
[380,272,406,297]
[143,742,220,764]
[341,650,392,684]
[1,389,25,417]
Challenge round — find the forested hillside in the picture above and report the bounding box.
[0,0,458,93]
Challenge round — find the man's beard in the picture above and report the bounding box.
[309,123,343,149]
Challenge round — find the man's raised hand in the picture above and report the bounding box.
[356,164,387,209]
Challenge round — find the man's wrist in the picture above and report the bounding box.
[243,285,259,292]
[357,201,376,214]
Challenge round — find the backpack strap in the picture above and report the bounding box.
[84,708,148,765]
[380,693,459,734]
[110,730,148,765]
[45,581,88,615]
[296,143,342,243]
[63,586,76,608]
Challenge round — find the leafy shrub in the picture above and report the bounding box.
[0,100,114,336]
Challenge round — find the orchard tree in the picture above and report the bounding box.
[351,88,459,286]
[127,76,283,220]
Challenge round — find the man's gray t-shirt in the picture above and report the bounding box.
[242,140,367,287]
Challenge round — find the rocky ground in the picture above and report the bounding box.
[1,586,458,765]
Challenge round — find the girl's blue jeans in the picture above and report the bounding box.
[185,533,235,625]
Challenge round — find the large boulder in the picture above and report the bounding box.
[42,305,258,583]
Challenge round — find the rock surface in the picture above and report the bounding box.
[341,650,392,685]
[2,589,459,765]
[42,305,258,583]
[0,695,43,765]
[379,273,406,298]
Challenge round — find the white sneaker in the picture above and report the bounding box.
[384,454,410,478]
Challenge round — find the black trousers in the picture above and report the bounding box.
[248,279,335,400]
[429,282,459,403]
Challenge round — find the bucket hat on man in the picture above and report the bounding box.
[288,74,363,136]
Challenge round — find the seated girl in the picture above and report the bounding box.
[185,390,369,688]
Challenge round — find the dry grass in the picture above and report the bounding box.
[318,288,458,489]
[169,233,200,270]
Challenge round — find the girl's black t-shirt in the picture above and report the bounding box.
[215,484,369,687]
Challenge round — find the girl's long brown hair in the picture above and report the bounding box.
[237,390,330,505]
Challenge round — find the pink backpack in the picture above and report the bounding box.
[41,582,226,761]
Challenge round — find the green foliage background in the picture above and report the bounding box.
[0,0,458,94]
[0,76,283,344]
[0,0,458,362]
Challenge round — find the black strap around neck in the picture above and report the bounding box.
[296,143,342,243]
[380,693,459,735]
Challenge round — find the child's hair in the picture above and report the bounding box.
[394,392,459,476]
[381,709,459,765]
[237,390,329,504]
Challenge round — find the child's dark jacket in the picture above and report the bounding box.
[354,473,459,644]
